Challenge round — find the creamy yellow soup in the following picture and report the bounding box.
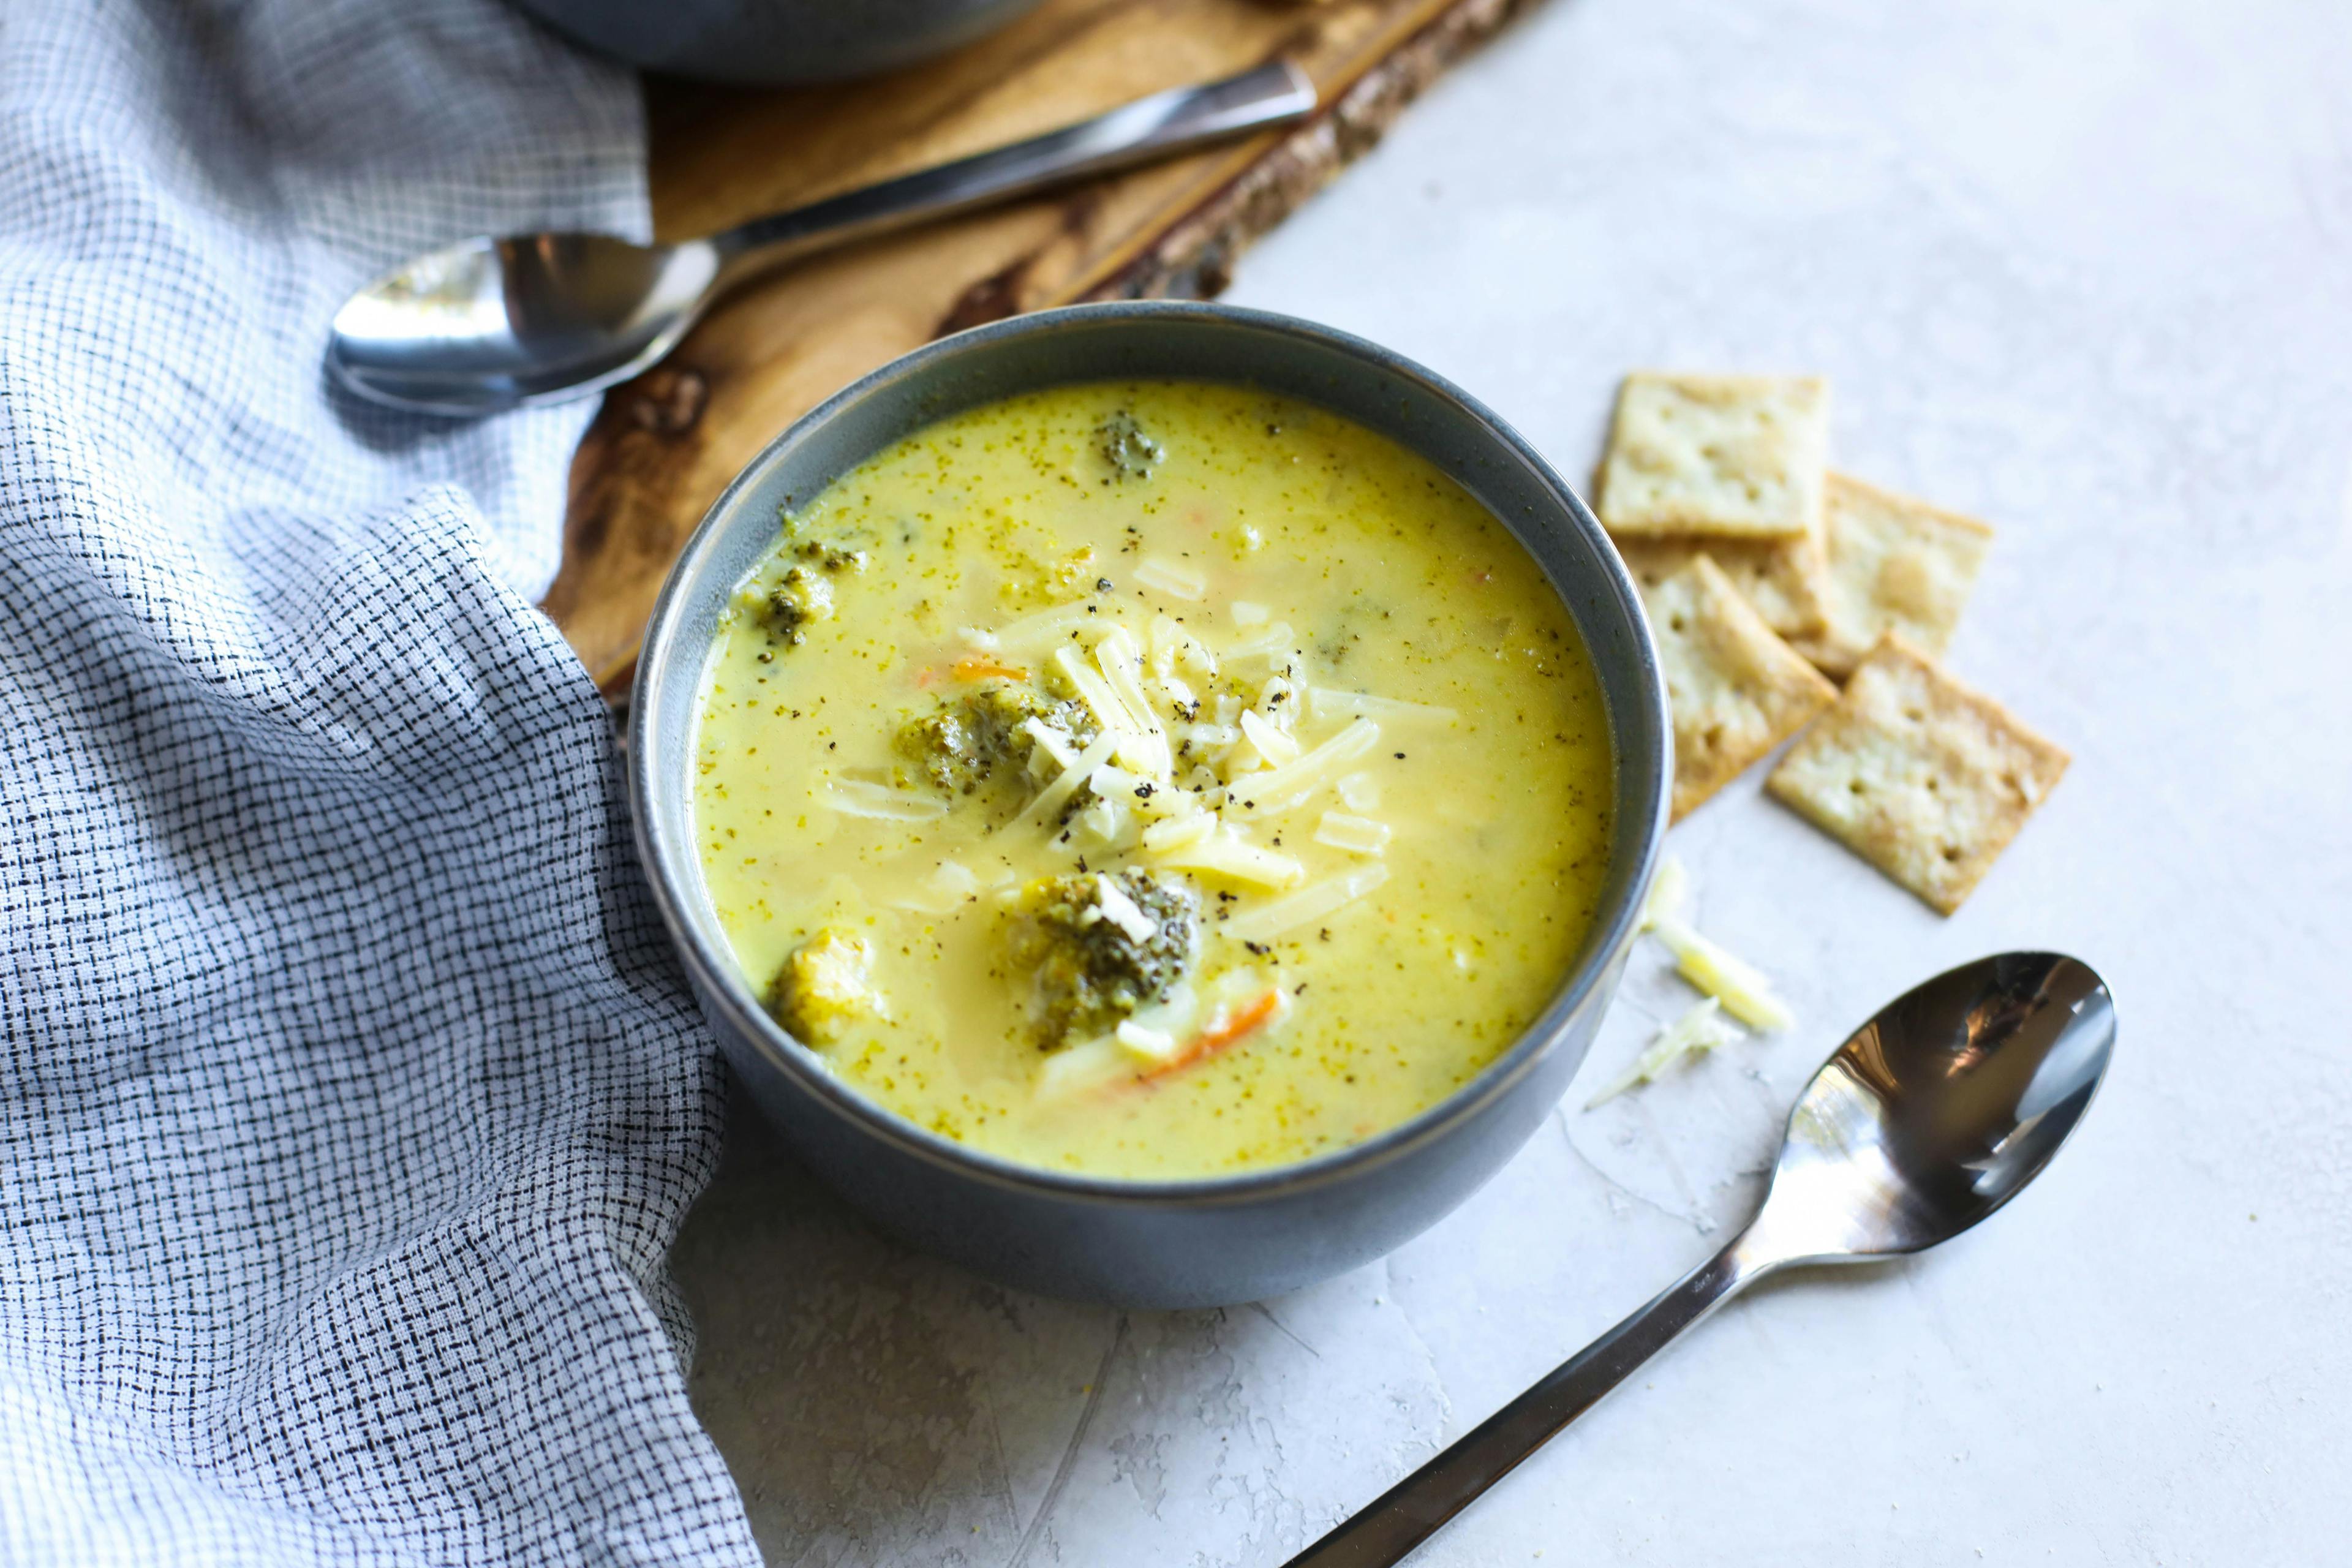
[693,381,1612,1179]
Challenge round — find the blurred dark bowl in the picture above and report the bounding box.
[512,0,1047,86]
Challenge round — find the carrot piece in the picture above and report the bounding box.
[952,654,1028,683]
[1143,989,1283,1083]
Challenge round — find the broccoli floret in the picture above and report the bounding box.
[973,682,1096,756]
[794,538,868,575]
[999,544,1099,610]
[1011,869,1196,1046]
[758,566,834,645]
[766,927,885,1044]
[897,705,981,793]
[895,682,1098,795]
[1096,411,1162,481]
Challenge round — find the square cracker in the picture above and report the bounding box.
[1790,473,1994,677]
[1616,532,1830,642]
[1598,372,1830,540]
[1767,635,2068,913]
[1645,554,1839,821]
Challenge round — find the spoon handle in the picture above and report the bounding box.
[712,61,1317,274]
[1280,1239,1770,1568]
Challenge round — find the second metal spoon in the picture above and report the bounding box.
[328,61,1316,417]
[1286,951,2117,1567]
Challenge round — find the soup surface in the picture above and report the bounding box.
[693,381,1613,1178]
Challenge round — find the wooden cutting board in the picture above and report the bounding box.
[542,0,1532,698]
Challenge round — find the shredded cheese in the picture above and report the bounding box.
[1223,621,1295,662]
[1150,827,1306,889]
[1036,985,1204,1098]
[1050,644,1129,734]
[1134,556,1207,600]
[1314,812,1391,856]
[1129,981,1200,1041]
[1022,717,1080,772]
[1091,874,1158,944]
[1075,796,1133,848]
[821,780,951,821]
[1583,998,1745,1108]
[886,860,981,915]
[1140,810,1216,853]
[1148,614,1219,680]
[1237,709,1302,766]
[1254,676,1298,729]
[1224,717,1381,815]
[1649,916,1796,1031]
[923,606,1455,993]
[1047,640,1167,778]
[1226,862,1390,941]
[1114,1019,1177,1060]
[1154,674,1198,720]
[1016,729,1119,828]
[1633,858,1792,1030]
[1307,687,1460,725]
[1091,629,1174,776]
[1035,1035,1133,1099]
[1085,763,1189,818]
[987,600,1097,656]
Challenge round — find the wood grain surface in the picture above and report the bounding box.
[541,0,1530,696]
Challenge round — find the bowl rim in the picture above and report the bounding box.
[630,298,1669,1208]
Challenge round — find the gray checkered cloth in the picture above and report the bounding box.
[0,1,758,1561]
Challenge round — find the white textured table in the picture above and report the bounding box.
[670,1,2352,1560]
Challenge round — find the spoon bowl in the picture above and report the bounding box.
[330,235,722,414]
[1755,950,2115,1262]
[1286,950,2116,1567]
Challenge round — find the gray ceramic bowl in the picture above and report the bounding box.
[630,301,1670,1308]
[511,0,1044,85]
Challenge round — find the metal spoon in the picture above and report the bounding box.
[328,61,1317,416]
[1286,951,2116,1567]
